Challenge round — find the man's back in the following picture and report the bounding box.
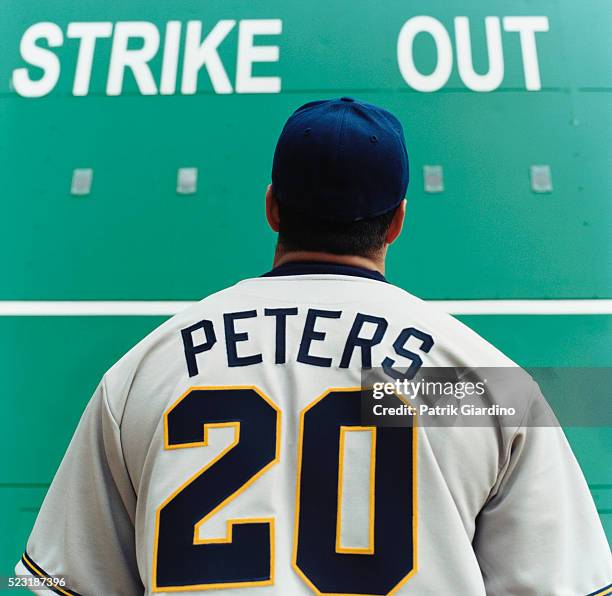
[19,263,611,595]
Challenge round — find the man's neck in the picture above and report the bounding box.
[273,249,385,275]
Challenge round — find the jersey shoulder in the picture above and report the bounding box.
[101,282,245,419]
[381,282,518,367]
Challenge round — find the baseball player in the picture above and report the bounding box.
[16,98,611,595]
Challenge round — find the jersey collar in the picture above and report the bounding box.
[261,260,387,282]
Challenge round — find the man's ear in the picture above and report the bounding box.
[266,184,281,232]
[385,199,407,245]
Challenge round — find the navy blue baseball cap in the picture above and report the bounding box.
[271,97,409,222]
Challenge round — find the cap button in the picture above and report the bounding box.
[340,96,355,102]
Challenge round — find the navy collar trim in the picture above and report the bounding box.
[261,261,387,282]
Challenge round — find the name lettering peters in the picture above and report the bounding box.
[180,308,434,377]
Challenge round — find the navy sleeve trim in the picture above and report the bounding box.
[21,552,82,596]
[586,583,612,596]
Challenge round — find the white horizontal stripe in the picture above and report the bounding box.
[0,301,194,316]
[433,300,612,315]
[0,300,611,316]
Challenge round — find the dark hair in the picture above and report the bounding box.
[277,202,397,257]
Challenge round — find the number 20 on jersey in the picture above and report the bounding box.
[153,386,417,596]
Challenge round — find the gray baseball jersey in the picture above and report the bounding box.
[16,264,612,595]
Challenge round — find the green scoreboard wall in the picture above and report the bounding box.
[1,0,611,585]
